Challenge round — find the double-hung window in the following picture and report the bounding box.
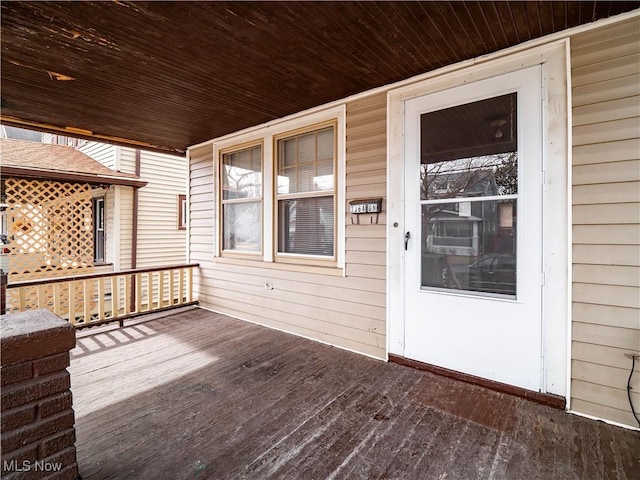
[220,143,262,253]
[276,124,335,258]
[216,107,344,270]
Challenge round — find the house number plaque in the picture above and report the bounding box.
[349,198,383,224]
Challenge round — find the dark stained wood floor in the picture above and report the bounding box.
[70,307,640,480]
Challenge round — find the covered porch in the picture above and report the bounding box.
[71,307,639,480]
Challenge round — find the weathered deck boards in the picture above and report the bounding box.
[70,308,640,480]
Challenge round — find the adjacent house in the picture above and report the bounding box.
[0,138,146,314]
[2,131,187,274]
[1,138,146,274]
[1,132,188,320]
[186,13,640,430]
[42,134,188,271]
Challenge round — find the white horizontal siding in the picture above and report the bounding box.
[570,17,640,429]
[75,143,187,269]
[118,147,138,175]
[118,186,134,270]
[78,142,117,169]
[136,149,187,268]
[189,93,388,359]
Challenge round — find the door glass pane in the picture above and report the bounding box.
[420,93,518,297]
[420,93,517,201]
[421,200,516,296]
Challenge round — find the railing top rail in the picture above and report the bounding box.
[7,263,199,289]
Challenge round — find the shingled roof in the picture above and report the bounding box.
[1,139,146,187]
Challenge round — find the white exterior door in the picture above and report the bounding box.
[403,66,543,391]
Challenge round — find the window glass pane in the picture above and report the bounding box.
[420,93,517,201]
[317,128,334,161]
[296,163,317,192]
[421,199,516,296]
[223,201,261,252]
[278,196,334,256]
[277,172,291,195]
[282,139,296,167]
[180,197,187,228]
[93,198,105,262]
[222,145,262,200]
[277,127,334,194]
[422,153,517,200]
[298,133,315,164]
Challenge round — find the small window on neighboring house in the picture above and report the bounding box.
[178,194,187,230]
[276,125,335,258]
[93,197,105,263]
[220,144,262,253]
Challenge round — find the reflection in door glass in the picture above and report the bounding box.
[421,200,516,296]
[420,93,518,297]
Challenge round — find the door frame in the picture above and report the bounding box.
[386,41,570,398]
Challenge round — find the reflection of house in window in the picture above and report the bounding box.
[425,166,501,199]
[424,169,500,257]
[418,93,519,295]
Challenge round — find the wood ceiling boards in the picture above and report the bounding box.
[1,1,637,154]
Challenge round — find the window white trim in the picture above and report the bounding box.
[274,121,338,262]
[213,105,346,270]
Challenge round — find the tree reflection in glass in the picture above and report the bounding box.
[419,93,518,297]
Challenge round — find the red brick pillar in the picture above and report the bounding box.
[1,310,79,480]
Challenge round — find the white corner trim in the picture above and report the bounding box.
[564,38,574,412]
[115,145,122,172]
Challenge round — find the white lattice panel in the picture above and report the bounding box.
[4,178,96,314]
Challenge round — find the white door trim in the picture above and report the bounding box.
[386,40,569,397]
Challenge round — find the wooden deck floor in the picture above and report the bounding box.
[70,307,640,480]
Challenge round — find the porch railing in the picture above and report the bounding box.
[3,264,199,328]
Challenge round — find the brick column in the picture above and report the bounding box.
[1,310,79,480]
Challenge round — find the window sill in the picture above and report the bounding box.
[214,255,344,277]
[93,262,113,267]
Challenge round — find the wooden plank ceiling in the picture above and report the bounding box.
[1,1,637,154]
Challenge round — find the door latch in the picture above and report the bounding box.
[404,231,411,250]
